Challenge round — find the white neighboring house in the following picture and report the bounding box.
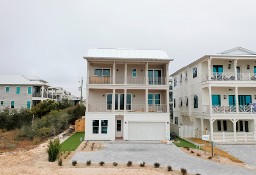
[84,48,173,141]
[0,75,49,110]
[172,47,256,143]
[48,87,80,105]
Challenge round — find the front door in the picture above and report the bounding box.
[115,118,123,138]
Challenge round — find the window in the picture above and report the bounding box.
[27,101,31,109]
[132,68,137,77]
[174,77,177,87]
[6,86,10,93]
[92,120,108,134]
[223,120,227,131]
[179,97,182,107]
[16,87,20,94]
[101,120,108,134]
[28,87,32,95]
[238,95,252,105]
[11,101,15,109]
[148,94,161,105]
[0,101,3,106]
[148,70,162,85]
[229,95,235,106]
[212,95,221,106]
[107,94,112,110]
[94,68,110,77]
[185,71,188,80]
[185,97,188,106]
[174,99,176,108]
[213,65,223,73]
[92,120,99,134]
[180,74,182,83]
[194,95,198,108]
[217,120,221,131]
[254,66,256,75]
[116,120,122,131]
[175,117,178,125]
[193,67,197,78]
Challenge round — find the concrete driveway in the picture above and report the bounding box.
[218,145,256,167]
[72,141,256,175]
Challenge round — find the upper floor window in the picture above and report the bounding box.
[180,74,182,83]
[16,87,20,94]
[174,99,176,108]
[213,65,223,73]
[194,95,198,108]
[174,77,177,87]
[185,71,188,80]
[28,87,32,95]
[254,66,256,74]
[193,67,197,78]
[0,101,3,106]
[6,86,10,93]
[148,94,161,105]
[185,97,188,106]
[94,68,110,77]
[132,68,137,77]
[179,97,182,107]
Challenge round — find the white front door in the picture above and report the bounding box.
[115,119,123,138]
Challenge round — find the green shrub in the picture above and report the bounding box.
[58,158,62,166]
[99,161,105,166]
[47,138,60,162]
[86,160,91,166]
[127,161,132,167]
[72,160,77,166]
[167,165,172,171]
[153,162,160,168]
[181,168,187,175]
[113,162,118,166]
[139,161,145,167]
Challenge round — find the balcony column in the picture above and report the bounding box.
[124,62,127,84]
[166,63,169,85]
[86,89,89,111]
[145,62,148,85]
[201,118,204,134]
[209,86,212,113]
[124,89,127,112]
[235,86,239,113]
[41,86,44,98]
[87,61,90,84]
[51,90,54,100]
[166,90,169,113]
[231,119,238,142]
[112,89,115,112]
[145,89,148,112]
[234,59,238,80]
[208,58,212,81]
[113,61,116,84]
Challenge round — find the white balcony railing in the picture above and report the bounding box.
[202,105,256,114]
[88,104,167,112]
[127,76,145,84]
[202,72,256,82]
[148,77,166,85]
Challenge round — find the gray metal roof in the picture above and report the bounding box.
[0,75,48,85]
[85,48,172,61]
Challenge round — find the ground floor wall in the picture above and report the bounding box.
[85,112,170,141]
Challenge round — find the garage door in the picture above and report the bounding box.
[128,122,166,140]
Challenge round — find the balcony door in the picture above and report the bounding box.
[115,94,132,111]
[148,70,162,85]
[238,95,251,106]
[213,65,223,79]
[236,66,241,80]
[212,95,221,106]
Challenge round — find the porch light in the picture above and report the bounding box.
[103,94,105,97]
[247,65,250,69]
[224,95,227,99]
[133,95,136,97]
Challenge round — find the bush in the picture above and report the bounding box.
[191,150,194,153]
[181,168,187,175]
[113,162,118,166]
[167,165,172,171]
[139,161,145,167]
[99,161,105,166]
[127,161,132,167]
[153,162,160,168]
[72,160,77,166]
[58,158,62,166]
[86,160,91,166]
[208,156,212,159]
[47,138,60,162]
[184,147,189,151]
[197,153,201,156]
[66,105,85,124]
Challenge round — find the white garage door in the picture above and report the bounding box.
[128,122,166,140]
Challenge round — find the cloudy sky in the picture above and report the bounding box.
[1,0,256,97]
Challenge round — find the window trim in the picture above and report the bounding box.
[6,86,10,93]
[92,119,108,134]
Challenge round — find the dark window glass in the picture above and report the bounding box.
[223,120,227,131]
[116,120,122,131]
[217,121,221,131]
[193,67,197,78]
[194,95,198,108]
[101,120,108,134]
[92,120,99,134]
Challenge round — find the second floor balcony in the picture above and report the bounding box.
[202,104,256,114]
[202,72,256,82]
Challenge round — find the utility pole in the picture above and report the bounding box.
[80,77,83,104]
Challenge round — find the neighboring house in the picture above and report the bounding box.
[84,48,173,141]
[0,75,49,110]
[48,87,80,105]
[172,47,256,143]
[169,76,174,123]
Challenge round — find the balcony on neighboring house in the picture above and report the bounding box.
[32,86,48,98]
[202,72,256,82]
[202,104,256,114]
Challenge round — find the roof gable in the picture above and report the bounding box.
[219,47,256,55]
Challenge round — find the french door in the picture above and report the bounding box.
[148,70,162,85]
[115,94,132,111]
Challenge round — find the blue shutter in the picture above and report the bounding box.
[28,87,32,94]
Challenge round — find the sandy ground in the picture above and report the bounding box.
[0,141,179,175]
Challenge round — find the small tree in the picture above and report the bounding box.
[47,138,60,162]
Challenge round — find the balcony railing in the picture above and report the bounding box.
[202,105,256,114]
[148,77,166,85]
[88,104,167,112]
[202,72,256,82]
[127,76,145,84]
[89,76,112,84]
[32,92,48,98]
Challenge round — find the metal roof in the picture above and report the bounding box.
[0,75,48,85]
[85,48,172,61]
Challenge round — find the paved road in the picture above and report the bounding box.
[218,145,256,167]
[72,142,256,175]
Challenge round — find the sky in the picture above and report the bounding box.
[1,0,256,97]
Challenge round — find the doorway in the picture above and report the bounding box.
[115,116,123,139]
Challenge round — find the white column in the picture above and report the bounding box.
[201,118,204,134]
[124,62,127,84]
[208,58,212,81]
[145,62,148,85]
[145,89,148,112]
[235,86,239,113]
[166,89,169,113]
[124,89,127,112]
[86,89,89,112]
[41,86,44,98]
[113,61,116,84]
[209,86,212,113]
[232,119,237,142]
[112,89,115,112]
[87,61,90,85]
[234,59,237,80]
[166,63,169,85]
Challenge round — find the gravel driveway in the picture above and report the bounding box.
[72,141,256,175]
[218,144,256,167]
